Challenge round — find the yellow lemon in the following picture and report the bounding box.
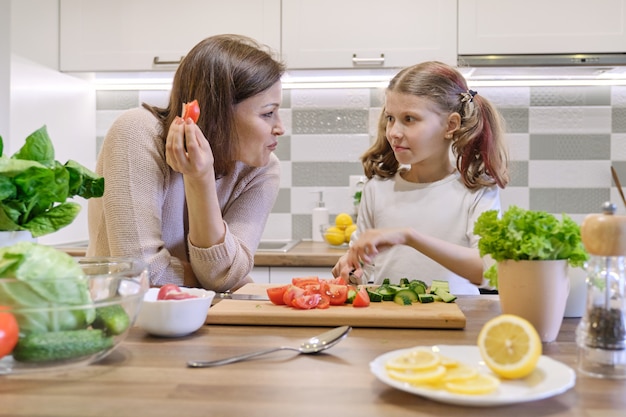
[324,226,345,246]
[477,314,542,379]
[334,213,353,230]
[385,349,441,372]
[344,224,357,243]
[441,364,478,382]
[444,373,500,395]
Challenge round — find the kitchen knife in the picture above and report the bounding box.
[214,292,270,301]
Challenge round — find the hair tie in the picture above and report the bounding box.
[460,89,478,104]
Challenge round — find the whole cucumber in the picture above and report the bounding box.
[92,304,130,335]
[12,329,114,363]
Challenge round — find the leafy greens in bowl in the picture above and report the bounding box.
[0,242,148,374]
[0,125,104,237]
[473,206,588,288]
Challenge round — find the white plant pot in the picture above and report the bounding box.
[0,231,37,247]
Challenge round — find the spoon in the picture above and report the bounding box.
[187,325,352,368]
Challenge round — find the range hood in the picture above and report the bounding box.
[457,53,626,85]
[458,53,626,67]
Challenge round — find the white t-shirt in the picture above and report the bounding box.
[353,171,501,295]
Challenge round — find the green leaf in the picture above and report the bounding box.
[11,125,55,162]
[23,202,82,238]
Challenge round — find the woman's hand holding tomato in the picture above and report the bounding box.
[165,100,215,180]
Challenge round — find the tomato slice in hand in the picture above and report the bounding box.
[0,310,19,359]
[352,286,371,308]
[266,285,289,305]
[182,99,200,123]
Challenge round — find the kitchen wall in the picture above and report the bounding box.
[96,84,626,241]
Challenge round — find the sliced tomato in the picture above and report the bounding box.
[352,286,371,308]
[282,285,305,305]
[325,284,348,306]
[0,309,19,359]
[316,295,331,309]
[182,99,200,123]
[157,284,197,300]
[292,276,320,288]
[291,294,321,310]
[266,285,289,305]
[326,276,347,286]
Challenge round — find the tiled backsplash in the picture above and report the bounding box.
[96,85,626,241]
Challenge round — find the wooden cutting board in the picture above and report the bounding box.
[205,284,466,329]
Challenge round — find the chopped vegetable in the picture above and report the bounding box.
[181,99,200,123]
[0,309,18,359]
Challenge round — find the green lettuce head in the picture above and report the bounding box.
[0,242,95,335]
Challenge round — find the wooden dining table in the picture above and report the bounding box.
[1,295,624,417]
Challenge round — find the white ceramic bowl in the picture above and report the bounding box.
[136,287,215,337]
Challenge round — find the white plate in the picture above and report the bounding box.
[370,345,576,407]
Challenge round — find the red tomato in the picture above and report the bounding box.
[291,294,321,310]
[325,284,348,306]
[316,295,331,309]
[0,310,19,359]
[266,285,289,305]
[352,287,371,308]
[157,284,197,300]
[282,285,305,305]
[292,276,320,288]
[326,276,347,286]
[182,99,200,123]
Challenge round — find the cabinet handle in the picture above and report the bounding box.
[352,54,385,66]
[152,56,184,66]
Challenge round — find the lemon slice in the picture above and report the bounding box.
[387,365,447,384]
[385,349,441,372]
[477,314,542,379]
[441,364,478,382]
[445,373,500,395]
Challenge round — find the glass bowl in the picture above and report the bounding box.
[0,257,148,374]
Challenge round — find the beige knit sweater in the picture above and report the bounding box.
[87,107,280,292]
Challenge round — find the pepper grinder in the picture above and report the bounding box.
[577,201,626,378]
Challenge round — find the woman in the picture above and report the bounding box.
[332,61,509,294]
[88,34,285,292]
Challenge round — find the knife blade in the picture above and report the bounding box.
[214,293,270,301]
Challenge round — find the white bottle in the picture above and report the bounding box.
[311,191,329,242]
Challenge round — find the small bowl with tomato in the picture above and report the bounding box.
[0,251,149,375]
[136,284,215,338]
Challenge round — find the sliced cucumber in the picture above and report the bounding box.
[434,287,457,303]
[430,279,450,293]
[366,288,384,302]
[393,289,418,306]
[418,293,435,303]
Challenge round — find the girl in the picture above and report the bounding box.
[332,61,509,294]
[88,35,285,292]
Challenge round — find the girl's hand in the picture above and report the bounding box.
[165,117,214,178]
[348,228,411,265]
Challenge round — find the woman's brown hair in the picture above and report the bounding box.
[144,34,286,177]
[362,61,509,189]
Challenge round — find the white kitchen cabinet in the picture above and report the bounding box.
[281,0,457,69]
[458,0,626,55]
[268,267,334,284]
[59,0,281,72]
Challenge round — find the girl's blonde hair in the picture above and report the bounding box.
[362,61,509,189]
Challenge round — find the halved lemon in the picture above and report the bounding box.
[477,314,542,379]
[385,349,441,372]
[444,373,500,395]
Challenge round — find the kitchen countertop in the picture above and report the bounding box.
[254,240,346,267]
[2,296,623,416]
[57,240,345,267]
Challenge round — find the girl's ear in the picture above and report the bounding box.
[445,112,461,138]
